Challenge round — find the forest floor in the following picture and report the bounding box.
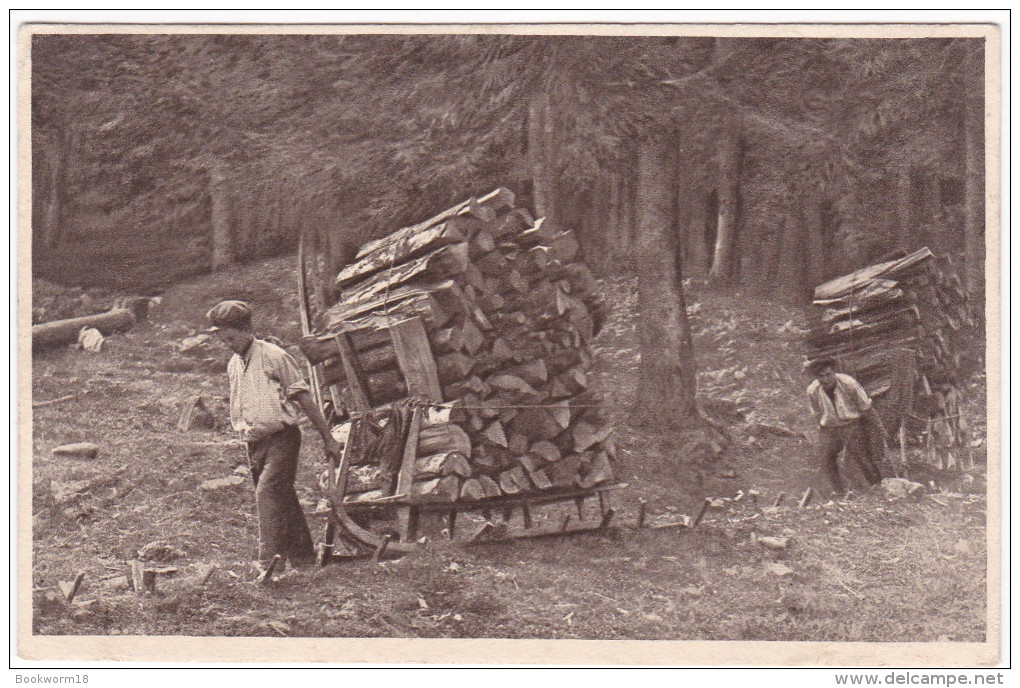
[29,255,990,645]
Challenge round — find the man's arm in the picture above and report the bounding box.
[844,375,873,412]
[294,390,343,460]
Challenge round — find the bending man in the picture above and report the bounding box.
[807,358,886,495]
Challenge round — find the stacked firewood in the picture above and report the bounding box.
[302,188,615,502]
[805,247,974,467]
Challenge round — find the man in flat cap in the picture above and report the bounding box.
[206,300,342,579]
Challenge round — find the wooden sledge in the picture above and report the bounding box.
[298,232,624,562]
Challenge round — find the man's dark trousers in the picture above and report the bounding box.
[818,418,884,494]
[246,425,315,567]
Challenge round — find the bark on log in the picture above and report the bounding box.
[355,188,512,260]
[338,243,470,298]
[329,293,452,334]
[337,219,469,287]
[417,423,472,458]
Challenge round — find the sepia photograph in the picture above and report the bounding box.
[15,16,1003,668]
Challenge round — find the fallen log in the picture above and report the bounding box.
[32,308,135,351]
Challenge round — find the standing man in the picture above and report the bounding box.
[206,300,342,579]
[807,358,886,495]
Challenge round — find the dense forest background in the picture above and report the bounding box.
[30,34,986,305]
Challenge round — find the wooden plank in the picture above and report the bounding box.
[354,188,515,260]
[334,333,371,412]
[395,407,423,542]
[389,317,443,402]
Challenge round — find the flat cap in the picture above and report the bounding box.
[205,300,253,331]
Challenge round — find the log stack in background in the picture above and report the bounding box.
[302,188,615,503]
[804,247,975,467]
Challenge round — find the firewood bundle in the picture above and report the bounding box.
[301,188,615,503]
[805,247,974,466]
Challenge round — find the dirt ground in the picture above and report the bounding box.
[29,256,989,641]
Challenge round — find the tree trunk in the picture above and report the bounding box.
[776,202,808,301]
[528,93,556,223]
[963,45,985,302]
[632,136,698,427]
[209,161,232,269]
[803,194,826,290]
[708,124,742,285]
[895,167,913,251]
[38,130,67,250]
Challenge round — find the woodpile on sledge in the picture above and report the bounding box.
[301,188,616,504]
[805,247,975,467]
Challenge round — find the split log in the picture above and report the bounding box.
[578,450,614,489]
[556,367,589,396]
[535,454,584,490]
[459,319,485,355]
[488,207,533,240]
[436,352,476,383]
[417,423,472,458]
[498,466,531,495]
[469,227,496,259]
[488,374,539,399]
[415,451,472,478]
[436,475,461,501]
[322,362,407,401]
[507,432,530,455]
[515,217,557,248]
[337,220,469,287]
[481,421,508,448]
[476,250,510,277]
[510,359,548,387]
[571,420,613,453]
[529,440,561,463]
[432,325,465,355]
[443,376,490,400]
[561,262,599,300]
[32,308,135,350]
[478,474,502,498]
[547,399,572,430]
[509,407,563,442]
[329,292,452,334]
[338,243,470,298]
[548,230,580,264]
[325,280,466,330]
[354,187,512,260]
[502,269,530,294]
[460,478,486,501]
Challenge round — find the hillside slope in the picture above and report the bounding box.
[30,255,989,643]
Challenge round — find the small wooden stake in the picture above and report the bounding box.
[58,572,86,605]
[372,533,393,562]
[129,560,147,594]
[259,554,282,584]
[636,499,647,528]
[692,498,712,528]
[522,503,533,530]
[447,510,458,539]
[798,487,815,509]
[560,514,571,531]
[574,496,585,519]
[195,564,217,587]
[598,508,616,530]
[772,491,786,508]
[316,543,334,567]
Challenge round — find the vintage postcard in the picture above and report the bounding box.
[16,19,1002,666]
